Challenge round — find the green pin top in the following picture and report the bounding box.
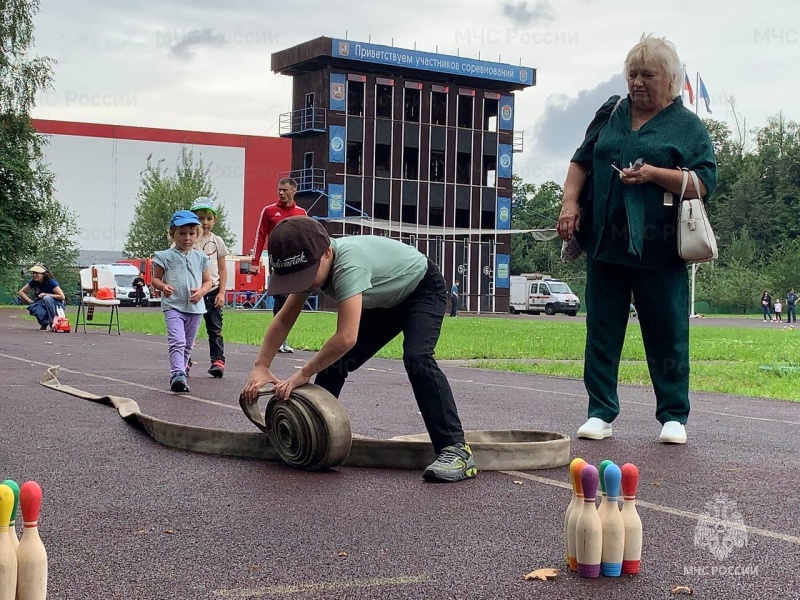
[598,460,614,494]
[1,479,20,525]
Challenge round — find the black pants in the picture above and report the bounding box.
[272,294,287,316]
[450,295,458,317]
[134,289,146,306]
[314,260,465,453]
[788,305,797,323]
[202,289,225,362]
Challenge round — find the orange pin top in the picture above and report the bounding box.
[570,458,589,495]
[19,481,43,527]
[620,463,640,499]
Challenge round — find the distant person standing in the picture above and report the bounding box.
[132,272,147,307]
[774,298,783,323]
[450,281,460,317]
[250,178,307,353]
[761,290,772,322]
[786,288,798,324]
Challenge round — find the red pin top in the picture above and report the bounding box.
[620,463,640,498]
[19,481,43,524]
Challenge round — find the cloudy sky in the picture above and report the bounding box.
[30,0,800,186]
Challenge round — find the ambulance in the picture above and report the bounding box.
[509,274,580,316]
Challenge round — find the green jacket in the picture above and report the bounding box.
[572,95,718,271]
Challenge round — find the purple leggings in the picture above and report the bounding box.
[164,309,203,376]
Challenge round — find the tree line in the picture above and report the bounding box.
[510,114,800,313]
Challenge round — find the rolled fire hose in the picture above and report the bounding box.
[40,366,570,471]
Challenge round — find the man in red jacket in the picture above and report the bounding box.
[251,178,307,353]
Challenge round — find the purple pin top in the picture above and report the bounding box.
[580,464,599,501]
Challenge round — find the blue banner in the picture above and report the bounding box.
[331,39,534,87]
[495,254,510,289]
[498,144,513,179]
[330,73,346,112]
[328,184,344,219]
[329,126,345,163]
[499,96,514,130]
[496,197,511,230]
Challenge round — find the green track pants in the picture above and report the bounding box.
[584,258,690,425]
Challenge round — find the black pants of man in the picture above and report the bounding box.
[314,260,466,454]
[272,294,287,316]
[450,295,458,317]
[202,289,225,363]
[584,258,690,425]
[787,305,796,323]
[134,289,146,307]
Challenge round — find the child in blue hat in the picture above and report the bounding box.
[151,210,213,392]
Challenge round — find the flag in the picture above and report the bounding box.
[683,72,694,105]
[698,75,712,114]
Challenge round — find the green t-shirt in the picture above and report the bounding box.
[320,236,428,309]
[572,95,718,271]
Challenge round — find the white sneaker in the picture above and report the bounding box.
[658,421,687,444]
[278,343,294,354]
[576,417,612,440]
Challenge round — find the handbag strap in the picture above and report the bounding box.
[677,168,704,203]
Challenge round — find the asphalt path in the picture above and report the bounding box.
[1,308,799,599]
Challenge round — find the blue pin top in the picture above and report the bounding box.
[604,463,622,500]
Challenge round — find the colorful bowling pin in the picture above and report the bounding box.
[16,481,47,600]
[597,459,614,523]
[600,463,625,576]
[2,480,20,551]
[620,463,642,575]
[565,458,588,571]
[576,464,603,578]
[563,458,587,564]
[0,484,17,600]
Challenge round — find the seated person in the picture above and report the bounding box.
[18,264,66,330]
[241,290,255,309]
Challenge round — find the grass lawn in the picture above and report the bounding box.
[12,307,800,402]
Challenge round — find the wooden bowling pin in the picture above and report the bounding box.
[2,480,20,551]
[596,459,614,524]
[0,484,17,600]
[563,458,587,565]
[600,463,625,576]
[620,463,642,575]
[16,481,47,600]
[576,464,603,578]
[565,458,588,571]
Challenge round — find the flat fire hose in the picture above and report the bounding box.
[40,366,570,471]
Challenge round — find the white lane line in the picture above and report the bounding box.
[504,470,800,546]
[449,379,800,426]
[212,575,430,598]
[1,352,237,411]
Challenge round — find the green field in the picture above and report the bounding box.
[13,307,800,401]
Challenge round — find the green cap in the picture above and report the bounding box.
[1,479,19,524]
[190,197,218,215]
[598,460,614,494]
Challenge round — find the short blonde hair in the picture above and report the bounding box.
[623,34,682,98]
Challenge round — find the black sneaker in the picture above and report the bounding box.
[170,373,190,393]
[208,360,225,378]
[423,443,477,483]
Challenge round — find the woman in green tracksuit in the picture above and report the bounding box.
[557,35,717,445]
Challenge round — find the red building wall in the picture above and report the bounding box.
[32,119,292,254]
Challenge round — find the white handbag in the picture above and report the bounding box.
[677,169,717,263]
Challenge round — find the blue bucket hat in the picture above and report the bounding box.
[169,210,201,228]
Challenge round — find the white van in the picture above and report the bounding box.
[509,274,580,316]
[92,263,151,307]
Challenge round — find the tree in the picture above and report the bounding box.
[0,0,65,291]
[124,147,236,258]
